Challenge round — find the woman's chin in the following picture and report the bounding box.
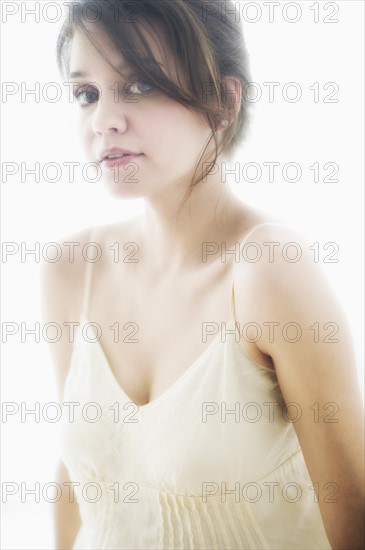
[102,178,148,200]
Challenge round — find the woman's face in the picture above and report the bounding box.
[68,25,218,200]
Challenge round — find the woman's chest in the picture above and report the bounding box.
[88,287,232,405]
[82,261,274,407]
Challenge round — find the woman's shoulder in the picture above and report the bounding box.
[232,216,342,337]
[239,214,307,245]
[41,218,138,302]
[40,226,95,324]
[232,211,314,267]
[41,224,96,282]
[41,219,135,276]
[40,221,129,316]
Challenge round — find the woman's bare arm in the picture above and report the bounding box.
[235,225,364,550]
[40,228,91,549]
[54,461,81,550]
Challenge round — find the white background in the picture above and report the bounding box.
[1,1,364,548]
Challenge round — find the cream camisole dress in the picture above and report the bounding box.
[60,223,332,549]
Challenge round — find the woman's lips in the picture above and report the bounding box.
[101,154,144,168]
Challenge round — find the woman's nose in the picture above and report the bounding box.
[91,93,128,135]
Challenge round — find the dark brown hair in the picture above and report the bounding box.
[56,0,252,206]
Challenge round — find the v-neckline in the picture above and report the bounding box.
[67,222,283,410]
[74,266,238,411]
[83,314,235,411]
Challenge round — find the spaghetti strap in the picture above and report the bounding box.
[79,226,97,321]
[230,283,236,320]
[230,221,290,321]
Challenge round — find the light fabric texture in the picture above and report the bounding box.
[60,223,332,549]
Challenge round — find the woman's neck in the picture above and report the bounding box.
[137,172,254,274]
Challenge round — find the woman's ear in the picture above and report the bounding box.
[219,76,242,128]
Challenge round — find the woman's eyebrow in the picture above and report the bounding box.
[69,62,130,80]
[69,70,88,79]
[69,59,166,79]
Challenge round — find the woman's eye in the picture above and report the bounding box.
[126,79,154,96]
[73,85,99,106]
[73,79,154,107]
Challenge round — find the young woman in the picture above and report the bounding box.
[42,1,364,548]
